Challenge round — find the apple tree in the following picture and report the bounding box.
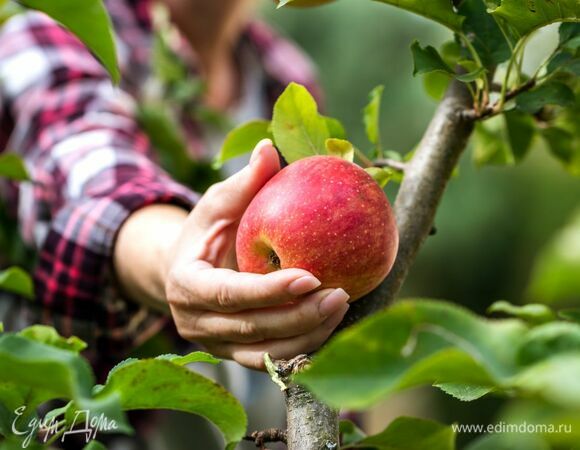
[1,0,580,449]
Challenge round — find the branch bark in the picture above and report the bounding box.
[283,79,475,449]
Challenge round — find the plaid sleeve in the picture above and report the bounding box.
[0,12,197,347]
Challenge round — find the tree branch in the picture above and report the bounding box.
[283,80,474,449]
[374,158,407,172]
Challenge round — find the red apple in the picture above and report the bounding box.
[236,155,398,301]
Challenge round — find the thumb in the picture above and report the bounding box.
[196,139,281,224]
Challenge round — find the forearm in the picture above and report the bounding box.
[114,204,189,312]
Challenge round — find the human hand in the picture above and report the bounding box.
[164,140,350,369]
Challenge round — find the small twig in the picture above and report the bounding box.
[461,78,536,120]
[374,158,407,172]
[243,428,288,449]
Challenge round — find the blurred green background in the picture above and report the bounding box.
[260,0,580,445]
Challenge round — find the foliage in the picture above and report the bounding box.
[0,325,246,449]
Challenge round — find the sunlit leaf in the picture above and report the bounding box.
[325,138,354,162]
[0,154,29,181]
[97,358,247,449]
[19,0,120,83]
[214,120,273,168]
[0,267,33,299]
[343,416,455,450]
[363,85,384,148]
[374,0,464,32]
[155,352,221,366]
[489,0,580,38]
[271,83,329,163]
[435,383,493,401]
[18,325,87,352]
[365,167,394,188]
[487,301,556,324]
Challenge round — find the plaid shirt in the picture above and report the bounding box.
[0,0,319,367]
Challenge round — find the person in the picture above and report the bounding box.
[0,0,351,374]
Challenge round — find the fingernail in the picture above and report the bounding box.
[319,288,350,317]
[250,139,272,166]
[288,276,322,296]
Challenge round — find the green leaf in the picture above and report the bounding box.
[516,82,575,113]
[18,325,87,352]
[271,82,329,163]
[0,153,29,181]
[487,301,556,324]
[528,209,580,303]
[465,433,550,450]
[459,0,512,66]
[97,359,247,448]
[343,416,455,450]
[516,322,580,365]
[472,119,515,167]
[434,383,493,401]
[504,109,536,161]
[559,22,580,48]
[19,0,120,83]
[423,71,452,101]
[365,167,394,188]
[411,41,454,76]
[323,115,347,140]
[440,41,462,68]
[542,126,580,175]
[374,0,464,32]
[456,67,487,83]
[155,351,221,365]
[547,52,580,76]
[340,420,366,447]
[363,85,384,148]
[489,0,580,38]
[559,309,580,323]
[0,267,33,299]
[0,334,94,401]
[295,300,525,409]
[325,139,354,162]
[83,441,107,450]
[214,120,273,168]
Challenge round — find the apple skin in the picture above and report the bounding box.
[236,155,399,301]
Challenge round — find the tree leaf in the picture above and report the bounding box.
[96,359,247,449]
[155,352,221,366]
[325,139,354,162]
[541,126,580,176]
[516,322,580,365]
[340,420,367,447]
[465,433,549,450]
[456,67,487,83]
[547,52,580,76]
[0,334,94,402]
[343,416,455,450]
[459,0,512,66]
[559,309,580,323]
[374,0,464,32]
[214,120,273,168]
[487,301,556,324]
[472,118,515,167]
[19,0,120,83]
[323,115,347,140]
[423,71,452,101]
[83,441,107,450]
[363,85,384,148]
[559,22,580,48]
[0,153,29,181]
[18,325,87,352]
[434,383,493,401]
[0,267,33,299]
[516,82,575,113]
[411,41,454,76]
[504,109,536,162]
[271,82,329,163]
[527,209,580,303]
[489,0,580,38]
[295,300,526,409]
[365,167,394,188]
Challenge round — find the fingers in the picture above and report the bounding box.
[185,288,350,343]
[168,261,323,312]
[194,139,280,227]
[212,305,349,370]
